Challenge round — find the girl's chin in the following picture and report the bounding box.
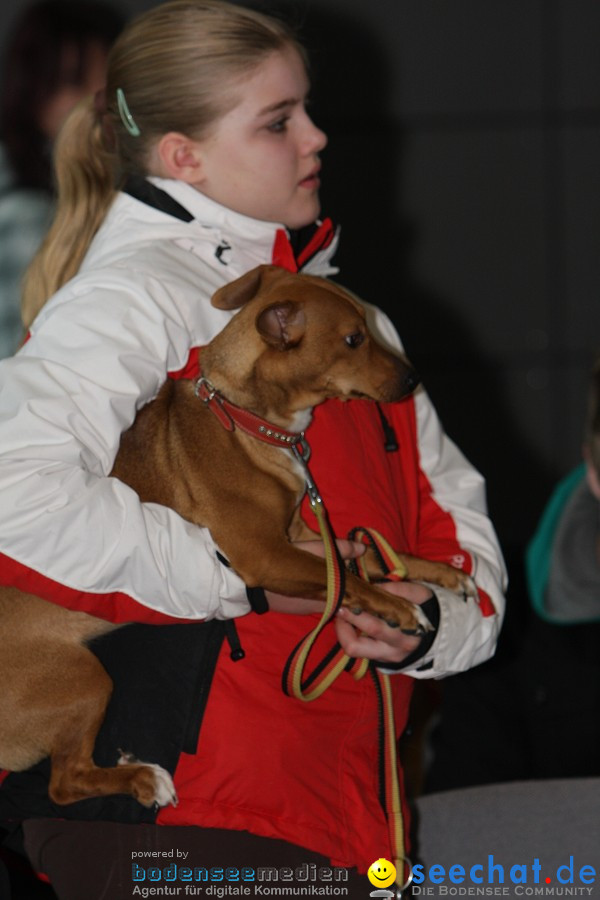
[284,200,322,230]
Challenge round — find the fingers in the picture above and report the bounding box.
[336,539,366,560]
[335,607,422,663]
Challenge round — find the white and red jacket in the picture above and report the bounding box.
[0,178,506,870]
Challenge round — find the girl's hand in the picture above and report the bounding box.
[335,581,433,665]
[265,542,434,665]
[335,580,434,664]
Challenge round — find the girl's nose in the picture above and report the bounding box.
[302,115,328,155]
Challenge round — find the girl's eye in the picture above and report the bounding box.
[267,117,289,133]
[345,332,365,349]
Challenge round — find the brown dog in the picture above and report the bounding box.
[0,265,474,809]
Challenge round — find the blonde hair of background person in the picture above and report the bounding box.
[0,0,123,358]
[21,0,304,328]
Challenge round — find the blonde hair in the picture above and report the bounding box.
[22,0,303,327]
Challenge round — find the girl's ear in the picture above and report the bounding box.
[153,132,205,184]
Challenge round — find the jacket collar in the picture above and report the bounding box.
[145,176,284,243]
[123,176,339,277]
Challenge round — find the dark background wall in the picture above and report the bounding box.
[298,0,600,561]
[2,0,599,560]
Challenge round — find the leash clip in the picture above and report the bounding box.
[294,434,311,463]
[291,438,322,509]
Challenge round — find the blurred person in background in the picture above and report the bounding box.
[522,352,600,777]
[0,0,124,358]
[425,354,600,796]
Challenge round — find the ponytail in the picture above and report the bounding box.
[21,0,303,329]
[21,96,117,328]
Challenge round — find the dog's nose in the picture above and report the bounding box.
[404,369,420,394]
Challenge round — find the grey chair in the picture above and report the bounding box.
[413,779,600,895]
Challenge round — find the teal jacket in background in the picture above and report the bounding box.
[526,463,600,624]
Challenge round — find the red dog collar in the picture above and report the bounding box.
[194,374,308,456]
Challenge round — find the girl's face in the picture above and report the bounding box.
[190,47,327,229]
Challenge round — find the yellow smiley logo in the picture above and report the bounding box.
[367,858,397,888]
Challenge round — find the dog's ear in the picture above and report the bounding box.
[211,265,286,310]
[256,301,305,350]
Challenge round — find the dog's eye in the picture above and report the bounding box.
[344,332,365,349]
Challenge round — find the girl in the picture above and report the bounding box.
[0,2,506,897]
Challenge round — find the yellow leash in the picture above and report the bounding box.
[281,496,368,701]
[281,470,412,890]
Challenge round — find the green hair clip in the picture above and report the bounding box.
[116,87,141,137]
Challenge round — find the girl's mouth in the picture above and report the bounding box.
[299,168,321,189]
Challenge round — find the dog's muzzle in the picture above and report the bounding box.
[403,368,420,394]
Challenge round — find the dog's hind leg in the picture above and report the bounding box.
[37,645,176,808]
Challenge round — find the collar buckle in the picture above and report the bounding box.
[194,376,235,431]
[194,376,217,403]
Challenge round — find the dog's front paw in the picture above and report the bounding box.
[397,602,435,635]
[428,566,478,601]
[452,571,478,601]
